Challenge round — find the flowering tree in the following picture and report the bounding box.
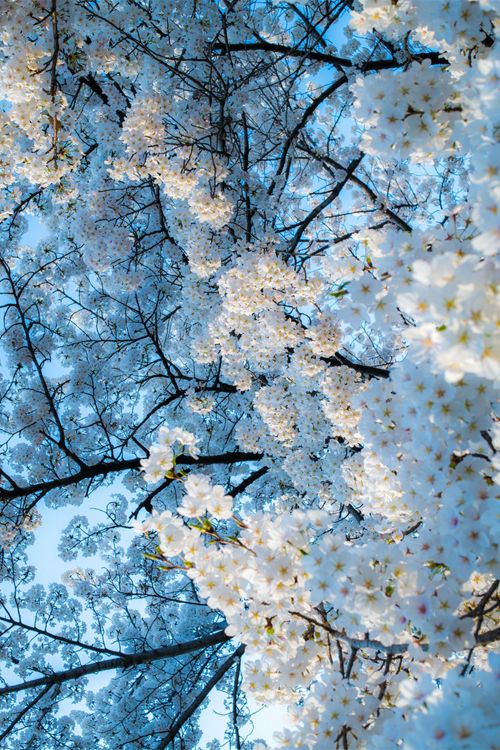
[0,0,498,748]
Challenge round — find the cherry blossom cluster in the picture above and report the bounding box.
[109,94,233,230]
[137,2,499,747]
[351,61,460,162]
[138,436,498,750]
[208,246,323,366]
[1,0,498,747]
[366,224,500,383]
[140,427,199,484]
[0,2,80,208]
[350,0,494,65]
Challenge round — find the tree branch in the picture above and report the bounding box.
[156,644,245,750]
[0,630,230,696]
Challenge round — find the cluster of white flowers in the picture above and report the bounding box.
[189,247,326,377]
[137,475,233,554]
[320,368,365,445]
[351,61,460,162]
[137,3,499,747]
[400,251,499,382]
[305,313,341,357]
[342,450,409,528]
[138,422,498,748]
[187,189,234,230]
[218,250,319,316]
[4,0,492,744]
[0,2,81,207]
[168,221,224,278]
[107,94,234,229]
[178,474,233,519]
[254,382,299,448]
[371,656,500,750]
[140,427,199,484]
[186,391,216,415]
[350,0,494,65]
[139,504,330,703]
[463,45,500,257]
